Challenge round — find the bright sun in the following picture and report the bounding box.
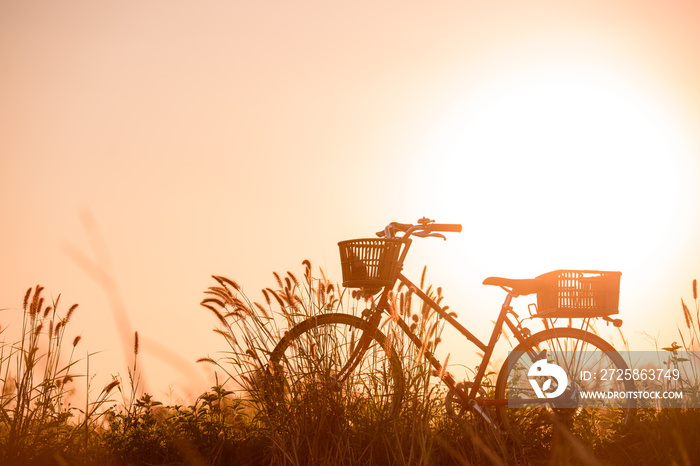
[410,64,695,280]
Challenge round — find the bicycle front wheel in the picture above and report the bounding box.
[495,327,636,444]
[268,313,404,426]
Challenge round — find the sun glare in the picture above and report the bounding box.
[412,64,694,278]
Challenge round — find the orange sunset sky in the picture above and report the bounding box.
[2,1,700,401]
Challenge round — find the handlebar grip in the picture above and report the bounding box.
[428,223,462,233]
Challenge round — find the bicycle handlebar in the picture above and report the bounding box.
[376,219,462,239]
[428,223,463,233]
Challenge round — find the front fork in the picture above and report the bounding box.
[334,299,386,386]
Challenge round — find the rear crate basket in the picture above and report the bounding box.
[536,270,621,318]
[338,238,405,289]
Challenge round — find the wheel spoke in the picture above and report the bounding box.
[495,328,636,446]
[269,314,403,424]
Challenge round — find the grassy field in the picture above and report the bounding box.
[1,268,699,465]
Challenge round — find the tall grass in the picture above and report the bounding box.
[200,261,513,465]
[655,279,700,407]
[199,267,700,465]
[0,285,119,463]
[3,275,700,463]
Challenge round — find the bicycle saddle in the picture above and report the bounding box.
[482,277,545,296]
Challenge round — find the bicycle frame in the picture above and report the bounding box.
[336,234,539,421]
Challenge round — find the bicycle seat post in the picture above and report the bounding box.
[500,288,515,318]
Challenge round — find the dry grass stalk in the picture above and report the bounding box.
[0,285,119,462]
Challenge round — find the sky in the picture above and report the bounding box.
[2,0,700,403]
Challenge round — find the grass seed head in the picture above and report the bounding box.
[266,288,286,311]
[262,289,272,306]
[213,275,240,291]
[303,259,312,284]
[23,287,32,311]
[203,304,229,327]
[287,271,300,289]
[202,297,226,309]
[104,379,120,394]
[254,302,270,319]
[29,285,42,316]
[682,299,693,329]
[273,271,283,289]
[66,304,78,323]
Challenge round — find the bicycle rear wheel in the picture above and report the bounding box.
[268,313,404,426]
[495,327,636,444]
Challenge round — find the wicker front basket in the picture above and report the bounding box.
[338,238,405,289]
[536,270,621,318]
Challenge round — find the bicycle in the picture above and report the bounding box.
[268,217,636,440]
